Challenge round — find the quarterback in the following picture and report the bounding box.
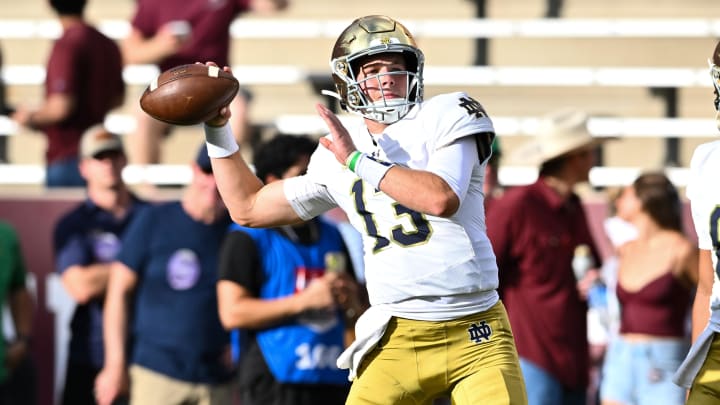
[202,15,527,404]
[673,40,720,402]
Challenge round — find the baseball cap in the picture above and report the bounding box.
[80,125,124,158]
[195,143,213,174]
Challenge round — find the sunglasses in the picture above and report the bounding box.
[92,150,124,160]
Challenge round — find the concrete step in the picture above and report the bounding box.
[562,0,720,18]
[487,0,720,18]
[4,32,714,69]
[489,37,715,67]
[6,80,674,126]
[4,81,706,168]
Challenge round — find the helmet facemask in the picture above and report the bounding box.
[710,61,720,111]
[327,16,425,125]
[710,40,720,130]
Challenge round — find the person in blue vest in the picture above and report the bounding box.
[217,134,367,405]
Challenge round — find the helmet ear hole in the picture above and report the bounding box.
[402,51,418,75]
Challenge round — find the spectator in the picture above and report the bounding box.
[598,192,640,343]
[599,172,697,405]
[11,0,125,188]
[487,107,606,405]
[202,15,527,404]
[673,38,720,402]
[585,191,638,405]
[121,0,288,165]
[217,134,366,405]
[94,145,234,405]
[53,125,149,405]
[0,221,35,403]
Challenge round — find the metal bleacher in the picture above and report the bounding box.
[2,0,720,188]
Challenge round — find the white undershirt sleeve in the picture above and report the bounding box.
[425,135,478,201]
[282,175,337,220]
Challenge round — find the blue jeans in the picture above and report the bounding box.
[600,337,687,405]
[46,157,85,188]
[520,358,586,405]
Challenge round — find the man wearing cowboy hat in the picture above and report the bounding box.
[486,108,605,405]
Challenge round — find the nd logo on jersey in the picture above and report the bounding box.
[458,96,487,119]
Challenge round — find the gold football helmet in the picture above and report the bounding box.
[326,15,425,124]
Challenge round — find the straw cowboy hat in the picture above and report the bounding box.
[509,108,608,166]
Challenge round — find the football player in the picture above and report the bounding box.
[672,40,720,402]
[202,15,527,404]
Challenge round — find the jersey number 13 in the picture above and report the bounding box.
[351,179,432,253]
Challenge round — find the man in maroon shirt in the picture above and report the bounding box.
[12,0,125,188]
[121,0,287,165]
[487,108,605,405]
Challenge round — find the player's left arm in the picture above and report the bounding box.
[316,101,485,218]
[370,138,479,218]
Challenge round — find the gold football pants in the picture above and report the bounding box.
[346,301,527,405]
[687,332,720,404]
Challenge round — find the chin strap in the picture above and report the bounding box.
[321,89,341,99]
[320,89,349,114]
[321,89,342,100]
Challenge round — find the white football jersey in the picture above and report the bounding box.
[687,139,720,331]
[285,92,499,312]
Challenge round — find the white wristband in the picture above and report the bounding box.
[354,153,394,189]
[203,122,239,158]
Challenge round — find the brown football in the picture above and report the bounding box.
[139,64,239,125]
